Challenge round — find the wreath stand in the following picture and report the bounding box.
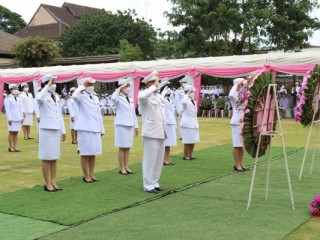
[247,84,295,210]
[299,85,320,180]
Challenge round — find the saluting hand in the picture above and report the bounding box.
[61,134,66,142]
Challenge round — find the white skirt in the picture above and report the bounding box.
[231,125,243,147]
[114,125,133,148]
[70,119,77,130]
[22,113,33,126]
[7,121,21,132]
[181,127,200,144]
[78,131,102,155]
[39,129,61,160]
[164,124,177,146]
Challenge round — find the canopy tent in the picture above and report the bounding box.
[0,51,318,109]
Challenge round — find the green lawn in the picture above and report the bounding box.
[0,114,319,239]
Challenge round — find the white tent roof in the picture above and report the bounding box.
[0,51,318,77]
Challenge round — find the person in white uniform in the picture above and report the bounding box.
[180,85,200,160]
[112,79,139,175]
[162,86,177,165]
[73,77,105,183]
[229,78,248,172]
[67,87,79,144]
[37,74,66,192]
[278,92,290,118]
[174,78,187,139]
[33,87,41,131]
[138,71,166,194]
[4,84,24,152]
[20,82,34,140]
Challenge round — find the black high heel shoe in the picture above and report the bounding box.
[234,166,245,172]
[83,177,93,183]
[44,185,57,192]
[119,170,128,175]
[8,147,15,152]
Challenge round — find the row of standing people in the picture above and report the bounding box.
[4,72,200,193]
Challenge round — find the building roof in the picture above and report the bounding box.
[0,31,21,53]
[15,23,67,39]
[62,2,101,18]
[41,4,78,26]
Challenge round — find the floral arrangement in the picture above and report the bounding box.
[309,194,320,216]
[295,65,320,126]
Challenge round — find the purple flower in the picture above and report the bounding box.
[309,194,320,213]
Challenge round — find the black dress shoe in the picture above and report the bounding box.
[28,137,34,140]
[83,177,93,183]
[44,185,57,192]
[92,178,99,182]
[169,162,175,165]
[234,166,245,172]
[8,148,15,152]
[119,170,128,175]
[155,187,164,191]
[183,157,191,160]
[190,157,196,160]
[242,166,250,171]
[53,187,63,191]
[146,189,159,194]
[126,171,134,174]
[14,149,21,152]
[163,162,171,166]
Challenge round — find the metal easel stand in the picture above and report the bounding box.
[299,92,320,180]
[247,84,295,210]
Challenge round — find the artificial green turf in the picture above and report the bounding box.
[39,146,320,240]
[0,144,296,227]
[0,213,66,240]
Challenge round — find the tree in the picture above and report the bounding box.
[165,0,320,56]
[13,37,61,67]
[59,9,157,60]
[119,39,143,61]
[0,5,26,34]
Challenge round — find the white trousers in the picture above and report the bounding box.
[142,137,165,191]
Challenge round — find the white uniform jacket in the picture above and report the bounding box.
[138,85,165,139]
[33,98,40,119]
[73,85,105,134]
[162,93,176,126]
[111,88,138,128]
[20,92,34,113]
[67,98,79,119]
[4,94,23,121]
[229,86,242,126]
[36,86,66,133]
[180,95,199,129]
[174,88,185,115]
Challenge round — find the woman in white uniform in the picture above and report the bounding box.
[112,79,139,175]
[20,82,34,140]
[161,87,177,165]
[37,75,66,192]
[67,87,79,144]
[180,85,200,160]
[73,77,105,183]
[229,78,248,172]
[4,84,24,152]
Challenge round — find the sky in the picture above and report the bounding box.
[1,0,320,45]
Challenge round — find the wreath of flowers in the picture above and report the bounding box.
[295,64,320,126]
[236,69,276,158]
[309,194,320,216]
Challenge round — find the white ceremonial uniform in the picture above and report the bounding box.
[138,85,166,191]
[37,86,66,160]
[112,88,138,148]
[33,98,40,130]
[4,94,24,131]
[20,91,34,126]
[180,95,199,144]
[73,85,105,156]
[163,93,177,146]
[67,97,79,130]
[99,97,108,115]
[229,87,243,147]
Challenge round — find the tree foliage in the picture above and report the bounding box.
[59,9,157,59]
[0,5,26,34]
[119,39,143,62]
[165,0,320,56]
[13,37,61,67]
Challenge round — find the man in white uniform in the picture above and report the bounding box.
[138,71,166,193]
[20,82,34,140]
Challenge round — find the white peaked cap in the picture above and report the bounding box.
[41,74,57,83]
[184,85,195,92]
[70,87,76,92]
[179,78,187,83]
[142,71,158,83]
[233,78,245,85]
[21,82,29,87]
[8,84,18,89]
[80,77,96,84]
[118,79,130,85]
